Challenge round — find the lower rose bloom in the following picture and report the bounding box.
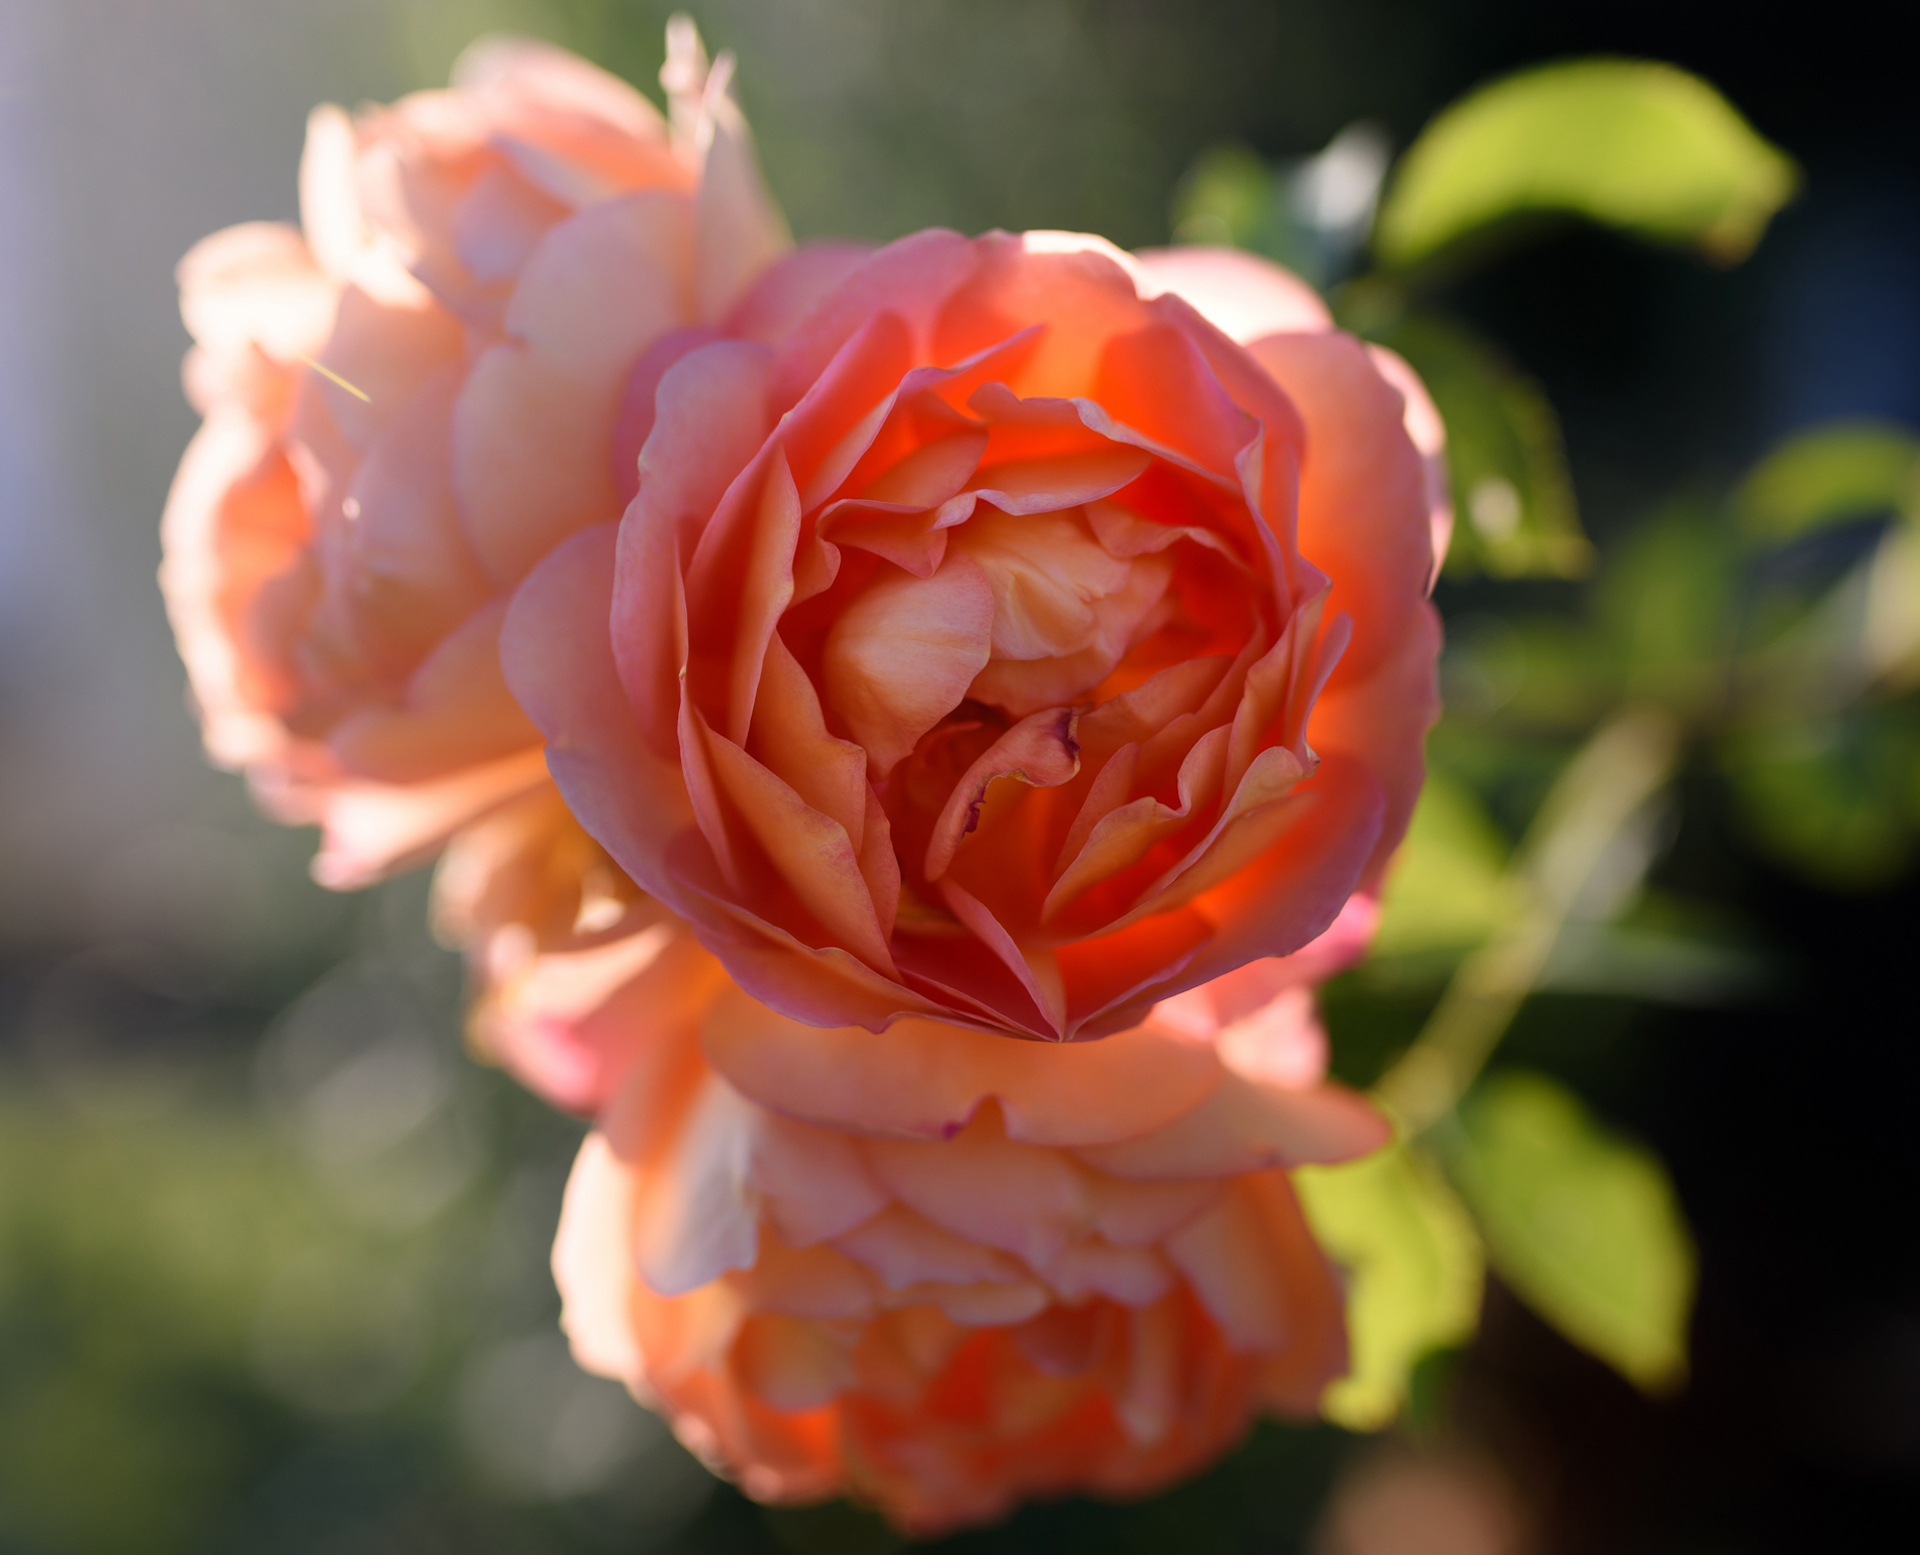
[533,905,1385,1531]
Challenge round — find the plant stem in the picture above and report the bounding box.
[1375,707,1682,1133]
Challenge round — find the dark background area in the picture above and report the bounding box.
[1,1,1913,1550]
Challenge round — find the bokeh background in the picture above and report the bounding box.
[2,2,1916,1551]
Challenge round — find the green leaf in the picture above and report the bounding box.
[1297,1143,1484,1430]
[1720,705,1920,890]
[1171,143,1278,251]
[1593,506,1737,713]
[1444,1071,1695,1393]
[1364,311,1590,578]
[1372,775,1521,961]
[1538,914,1766,1006]
[1734,419,1920,544]
[1451,616,1617,731]
[1374,58,1798,272]
[1169,142,1325,282]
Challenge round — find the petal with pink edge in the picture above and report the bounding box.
[503,524,696,889]
[1249,331,1435,686]
[1132,246,1332,344]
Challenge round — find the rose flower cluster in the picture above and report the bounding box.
[164,26,1448,1534]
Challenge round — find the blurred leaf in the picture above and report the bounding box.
[1375,712,1680,1135]
[1172,143,1280,251]
[1866,522,1920,690]
[1364,312,1590,578]
[1424,725,1577,835]
[1297,1143,1484,1430]
[1374,58,1798,271]
[1171,129,1389,288]
[1594,507,1737,713]
[1737,518,1920,708]
[1453,616,1619,733]
[1171,142,1324,281]
[1720,705,1920,889]
[1373,775,1521,962]
[1403,1345,1465,1437]
[1537,920,1767,1005]
[1445,1071,1695,1393]
[1735,419,1920,544]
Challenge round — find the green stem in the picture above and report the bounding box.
[1375,707,1682,1134]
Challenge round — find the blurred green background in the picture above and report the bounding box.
[2,2,1917,1551]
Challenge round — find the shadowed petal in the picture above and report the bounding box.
[822,554,995,781]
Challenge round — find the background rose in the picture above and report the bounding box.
[550,930,1387,1532]
[160,22,798,889]
[508,230,1446,1042]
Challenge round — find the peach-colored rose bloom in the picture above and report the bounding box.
[551,923,1388,1532]
[160,24,819,887]
[504,230,1447,1042]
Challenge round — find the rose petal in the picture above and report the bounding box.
[865,1110,1094,1270]
[725,242,874,349]
[504,524,696,890]
[340,367,494,662]
[688,51,792,322]
[1075,1066,1389,1181]
[159,414,311,765]
[732,1237,877,1321]
[834,1206,1029,1292]
[451,34,668,142]
[925,707,1081,883]
[302,745,552,889]
[553,1132,646,1381]
[614,341,777,749]
[327,597,540,782]
[1040,1240,1174,1306]
[1132,246,1332,343]
[693,702,898,976]
[455,191,694,585]
[632,1069,761,1296]
[749,631,871,847]
[773,229,979,412]
[700,980,1221,1148]
[821,553,995,782]
[1367,343,1453,590]
[733,1313,857,1411]
[1249,331,1435,686]
[177,222,336,360]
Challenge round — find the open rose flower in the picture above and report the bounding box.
[552,924,1388,1532]
[160,22,820,887]
[506,230,1447,1040]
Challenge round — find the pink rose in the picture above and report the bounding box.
[506,230,1447,1040]
[550,923,1387,1532]
[160,24,841,887]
